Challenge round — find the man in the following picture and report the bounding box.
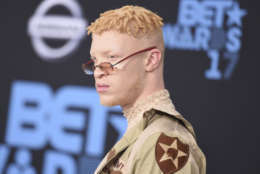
[83,5,206,174]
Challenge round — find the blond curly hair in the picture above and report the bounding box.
[87,5,164,37]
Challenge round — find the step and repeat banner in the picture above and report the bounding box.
[0,0,258,174]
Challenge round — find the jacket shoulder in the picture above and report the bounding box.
[147,111,196,145]
[126,112,206,174]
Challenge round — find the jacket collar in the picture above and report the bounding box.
[123,89,195,137]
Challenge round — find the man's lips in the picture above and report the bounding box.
[96,83,110,92]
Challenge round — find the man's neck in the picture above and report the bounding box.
[122,87,165,112]
[122,88,167,130]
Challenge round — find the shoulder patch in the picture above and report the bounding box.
[155,133,189,174]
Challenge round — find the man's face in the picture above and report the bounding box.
[90,31,147,108]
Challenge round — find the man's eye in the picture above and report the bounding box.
[108,55,118,59]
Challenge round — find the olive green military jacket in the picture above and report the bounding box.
[94,90,206,174]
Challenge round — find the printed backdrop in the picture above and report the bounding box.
[0,0,259,174]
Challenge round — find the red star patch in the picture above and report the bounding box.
[155,133,189,174]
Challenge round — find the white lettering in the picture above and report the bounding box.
[226,27,242,52]
[6,81,51,148]
[42,151,76,174]
[178,0,198,26]
[0,145,10,174]
[195,27,210,50]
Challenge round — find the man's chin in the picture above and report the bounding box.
[100,101,116,106]
[99,95,119,106]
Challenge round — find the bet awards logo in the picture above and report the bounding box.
[163,0,247,80]
[28,0,88,61]
[1,80,126,174]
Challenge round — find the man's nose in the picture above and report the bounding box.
[94,66,106,79]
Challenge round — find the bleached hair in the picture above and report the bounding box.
[87,5,164,37]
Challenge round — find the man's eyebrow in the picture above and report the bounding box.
[90,50,114,58]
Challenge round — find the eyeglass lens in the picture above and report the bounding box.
[82,61,113,75]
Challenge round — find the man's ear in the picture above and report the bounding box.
[144,49,162,72]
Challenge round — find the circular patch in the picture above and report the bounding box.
[155,133,189,174]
